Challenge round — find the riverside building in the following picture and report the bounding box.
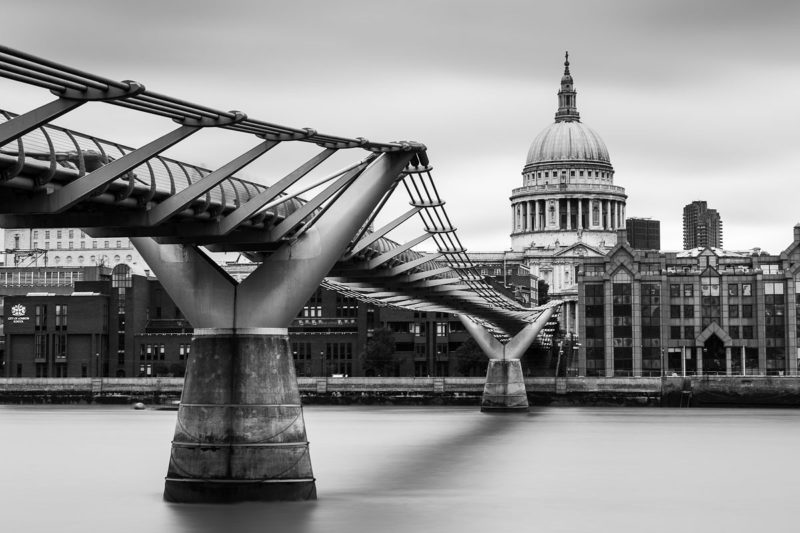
[576,226,800,377]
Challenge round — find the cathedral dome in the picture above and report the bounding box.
[524,52,611,168]
[525,121,610,165]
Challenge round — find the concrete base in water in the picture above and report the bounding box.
[163,329,316,503]
[481,359,529,412]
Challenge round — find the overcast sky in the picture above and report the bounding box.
[2,0,799,254]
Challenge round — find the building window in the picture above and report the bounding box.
[436,322,448,336]
[741,305,753,318]
[179,344,191,361]
[55,304,67,331]
[729,304,739,318]
[742,283,752,296]
[670,326,682,339]
[670,284,680,298]
[34,334,47,361]
[325,342,353,376]
[683,284,694,297]
[742,326,754,339]
[684,326,694,340]
[670,305,681,318]
[291,342,311,376]
[35,304,47,331]
[159,344,166,360]
[54,334,67,360]
[302,289,323,318]
[728,284,738,297]
[335,294,358,318]
[683,304,694,319]
[612,277,633,376]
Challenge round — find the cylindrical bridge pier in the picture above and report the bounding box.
[163,328,316,503]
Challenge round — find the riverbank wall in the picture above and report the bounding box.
[3,376,800,406]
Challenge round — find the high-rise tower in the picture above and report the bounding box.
[683,201,723,249]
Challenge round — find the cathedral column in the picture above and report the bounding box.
[527,202,532,231]
[511,203,516,231]
[577,198,583,229]
[534,200,540,231]
[566,198,572,230]
[522,202,528,231]
[554,200,560,229]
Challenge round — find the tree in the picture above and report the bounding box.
[361,327,397,377]
[452,338,488,377]
[537,279,550,305]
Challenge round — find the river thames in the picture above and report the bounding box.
[1,405,798,532]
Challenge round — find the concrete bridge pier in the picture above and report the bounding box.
[132,152,414,502]
[459,306,557,412]
[164,328,315,502]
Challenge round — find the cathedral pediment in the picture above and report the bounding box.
[552,243,605,257]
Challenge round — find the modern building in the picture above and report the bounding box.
[626,218,661,250]
[576,225,800,378]
[683,201,723,249]
[471,53,627,337]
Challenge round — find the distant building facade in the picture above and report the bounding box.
[3,228,146,269]
[577,225,800,378]
[626,218,660,250]
[683,201,722,249]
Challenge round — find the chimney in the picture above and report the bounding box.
[794,224,800,243]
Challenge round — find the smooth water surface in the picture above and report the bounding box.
[1,405,798,532]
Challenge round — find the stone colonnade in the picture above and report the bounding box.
[512,198,625,232]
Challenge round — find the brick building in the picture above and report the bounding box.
[2,263,475,378]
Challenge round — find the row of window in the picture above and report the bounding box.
[670,283,754,298]
[669,304,755,319]
[0,271,84,286]
[31,240,127,250]
[138,343,192,361]
[138,344,191,361]
[533,169,611,179]
[33,304,68,331]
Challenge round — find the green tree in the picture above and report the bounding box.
[361,327,397,377]
[452,338,488,377]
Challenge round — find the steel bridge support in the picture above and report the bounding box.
[131,152,413,503]
[459,306,557,412]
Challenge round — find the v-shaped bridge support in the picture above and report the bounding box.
[130,152,414,503]
[459,305,558,412]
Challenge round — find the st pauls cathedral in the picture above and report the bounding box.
[470,53,627,338]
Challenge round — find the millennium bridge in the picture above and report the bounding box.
[0,45,560,502]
